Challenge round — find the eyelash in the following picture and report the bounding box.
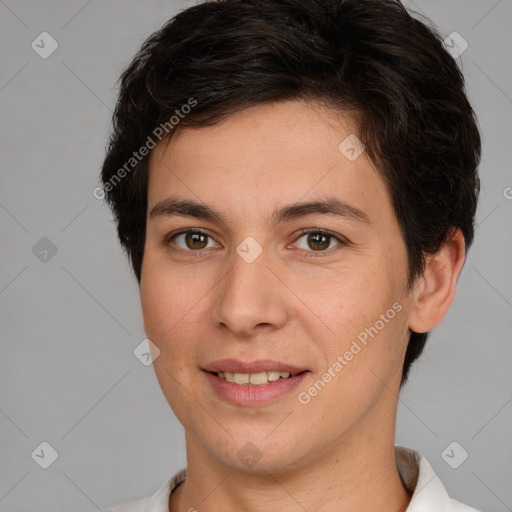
[162,228,347,258]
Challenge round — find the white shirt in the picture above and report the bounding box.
[103,446,481,512]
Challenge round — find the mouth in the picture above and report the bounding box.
[202,359,310,406]
[202,358,309,383]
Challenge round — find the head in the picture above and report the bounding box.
[100,0,480,472]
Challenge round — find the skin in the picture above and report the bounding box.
[139,99,466,512]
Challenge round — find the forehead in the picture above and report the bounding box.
[146,100,392,226]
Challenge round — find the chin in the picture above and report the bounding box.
[199,428,310,475]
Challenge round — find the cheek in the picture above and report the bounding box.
[311,261,406,377]
[139,254,215,361]
[140,257,188,344]
[140,273,167,342]
[315,265,391,336]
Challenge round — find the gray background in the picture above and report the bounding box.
[1,0,511,511]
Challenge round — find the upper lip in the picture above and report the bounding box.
[202,359,308,375]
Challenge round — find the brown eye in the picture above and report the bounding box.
[183,232,208,250]
[167,230,217,252]
[307,232,331,251]
[294,229,344,255]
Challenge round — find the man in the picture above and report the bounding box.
[100,0,481,510]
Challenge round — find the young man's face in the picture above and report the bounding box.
[140,100,415,472]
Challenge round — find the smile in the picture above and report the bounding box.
[214,370,304,385]
[204,370,309,406]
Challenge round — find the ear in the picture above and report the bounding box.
[408,228,466,334]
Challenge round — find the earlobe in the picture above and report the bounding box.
[408,229,466,334]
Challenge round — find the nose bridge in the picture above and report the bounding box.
[212,240,288,335]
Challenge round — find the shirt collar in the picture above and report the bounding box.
[395,445,450,511]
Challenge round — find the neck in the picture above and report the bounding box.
[169,418,411,512]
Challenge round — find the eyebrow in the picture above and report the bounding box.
[149,196,371,226]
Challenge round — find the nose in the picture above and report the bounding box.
[211,244,289,338]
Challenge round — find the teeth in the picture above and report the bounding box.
[249,372,268,385]
[234,373,249,384]
[216,370,297,385]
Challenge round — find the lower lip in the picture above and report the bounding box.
[204,371,309,406]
